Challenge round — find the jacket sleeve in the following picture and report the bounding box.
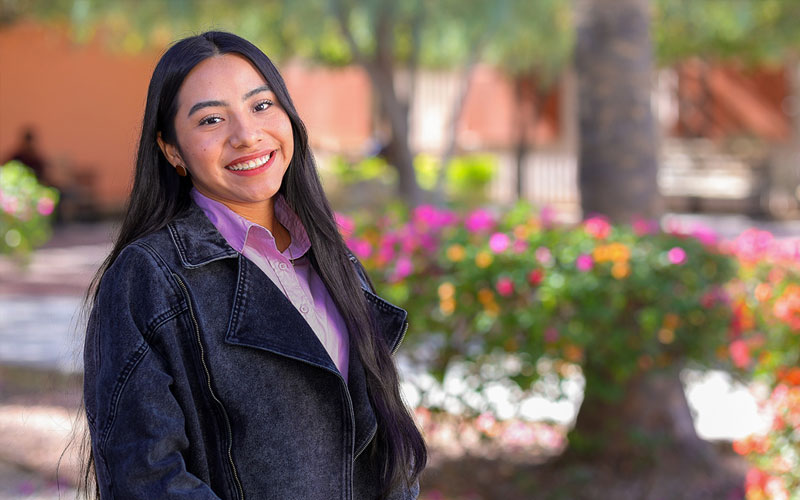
[84,244,222,499]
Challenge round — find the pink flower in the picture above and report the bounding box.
[348,238,373,259]
[729,340,751,368]
[631,216,658,236]
[667,247,687,265]
[475,412,497,434]
[544,327,559,343]
[690,225,718,246]
[540,205,556,228]
[391,256,413,282]
[734,228,774,262]
[489,233,510,253]
[36,197,55,216]
[575,254,594,272]
[496,277,514,296]
[465,209,495,233]
[535,247,552,265]
[334,213,354,237]
[512,239,528,254]
[584,216,611,239]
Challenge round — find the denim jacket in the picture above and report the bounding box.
[84,201,418,500]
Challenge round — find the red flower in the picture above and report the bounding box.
[528,269,544,286]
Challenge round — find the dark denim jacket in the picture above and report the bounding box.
[84,202,418,500]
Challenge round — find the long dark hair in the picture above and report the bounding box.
[78,31,425,498]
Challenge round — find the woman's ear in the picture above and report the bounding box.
[157,132,184,168]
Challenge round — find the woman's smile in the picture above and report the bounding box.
[226,150,276,175]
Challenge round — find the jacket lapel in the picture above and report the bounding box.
[169,202,409,458]
[223,254,337,372]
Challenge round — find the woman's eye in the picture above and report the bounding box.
[254,100,273,112]
[199,115,222,126]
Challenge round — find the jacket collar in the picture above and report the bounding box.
[168,201,240,268]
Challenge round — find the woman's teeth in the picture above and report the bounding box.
[227,152,273,171]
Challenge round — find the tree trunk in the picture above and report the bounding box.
[574,0,662,221]
[569,362,715,466]
[368,63,424,207]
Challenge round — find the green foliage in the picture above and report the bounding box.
[342,204,737,413]
[0,161,59,260]
[654,0,800,65]
[414,153,496,205]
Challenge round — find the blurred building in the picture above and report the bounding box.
[2,21,797,217]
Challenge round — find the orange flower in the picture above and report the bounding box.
[477,288,495,305]
[564,344,584,363]
[446,244,466,262]
[475,251,493,268]
[779,367,800,386]
[611,262,630,279]
[438,282,455,300]
[593,243,630,264]
[754,283,772,302]
[773,284,800,330]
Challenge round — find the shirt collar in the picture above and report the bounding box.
[190,188,311,259]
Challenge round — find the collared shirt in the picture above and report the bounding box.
[191,189,349,380]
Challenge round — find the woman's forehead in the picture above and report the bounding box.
[177,54,270,108]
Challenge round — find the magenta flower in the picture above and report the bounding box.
[348,238,373,259]
[496,277,514,296]
[392,256,413,282]
[36,197,55,216]
[465,209,496,233]
[334,212,354,237]
[667,247,687,265]
[575,254,594,272]
[584,216,611,239]
[544,327,559,343]
[413,204,457,229]
[489,233,510,253]
[535,246,553,265]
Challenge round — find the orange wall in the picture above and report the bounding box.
[1,21,160,210]
[0,21,374,211]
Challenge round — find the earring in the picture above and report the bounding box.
[175,164,188,177]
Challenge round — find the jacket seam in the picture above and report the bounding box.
[96,310,184,460]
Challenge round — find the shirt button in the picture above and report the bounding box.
[279,262,288,271]
[300,304,310,314]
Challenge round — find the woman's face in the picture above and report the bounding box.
[159,53,294,218]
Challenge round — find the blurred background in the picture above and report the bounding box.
[1,0,799,499]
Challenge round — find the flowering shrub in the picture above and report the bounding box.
[342,203,736,406]
[728,230,800,500]
[0,161,59,259]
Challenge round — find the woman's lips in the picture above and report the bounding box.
[225,151,275,176]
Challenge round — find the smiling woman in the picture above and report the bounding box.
[80,31,425,500]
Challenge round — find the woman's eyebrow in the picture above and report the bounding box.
[243,84,271,100]
[187,85,272,117]
[188,100,226,117]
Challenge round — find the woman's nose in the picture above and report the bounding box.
[228,114,261,148]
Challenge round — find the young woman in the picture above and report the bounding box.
[82,31,426,499]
